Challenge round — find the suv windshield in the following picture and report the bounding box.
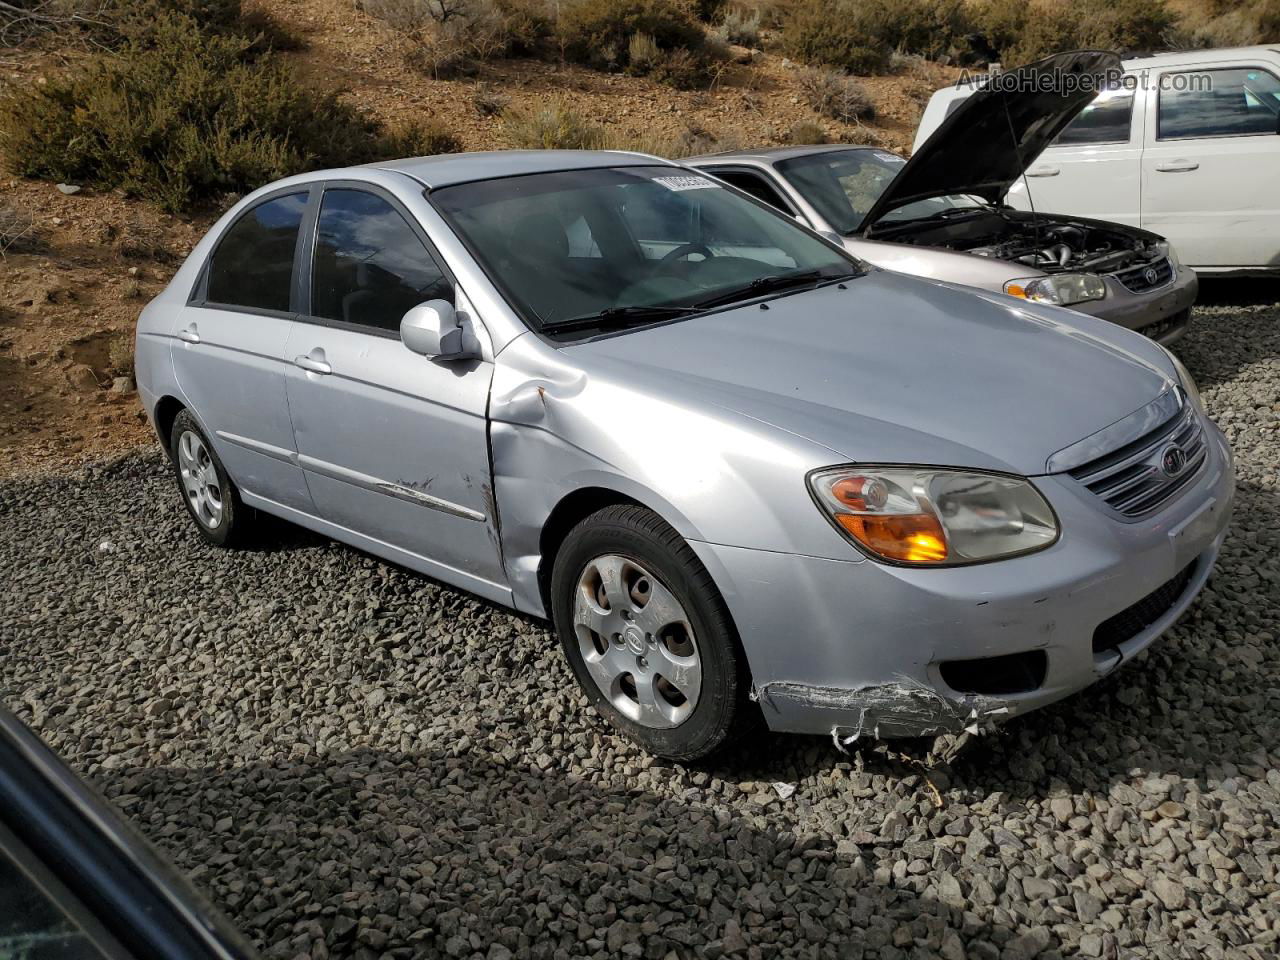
[429,165,858,334]
[776,149,986,234]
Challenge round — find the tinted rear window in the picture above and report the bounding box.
[207,193,307,313]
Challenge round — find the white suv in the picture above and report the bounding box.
[915,46,1280,276]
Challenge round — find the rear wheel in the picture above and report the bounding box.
[169,410,254,547]
[551,504,753,760]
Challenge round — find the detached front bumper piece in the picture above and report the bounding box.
[690,423,1234,741]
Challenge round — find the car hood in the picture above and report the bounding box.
[861,50,1121,230]
[567,272,1174,476]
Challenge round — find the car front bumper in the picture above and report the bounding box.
[689,420,1234,740]
[1071,262,1198,345]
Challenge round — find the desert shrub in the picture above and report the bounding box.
[779,0,892,73]
[650,46,716,88]
[787,119,827,144]
[2,0,299,50]
[1074,0,1176,52]
[490,0,553,53]
[796,65,876,122]
[0,14,446,212]
[557,0,704,68]
[627,32,665,72]
[781,0,970,73]
[713,5,761,46]
[502,99,607,149]
[366,0,553,67]
[0,202,39,256]
[472,84,510,116]
[1180,0,1280,47]
[107,335,135,377]
[404,33,477,77]
[396,120,463,154]
[970,0,1176,65]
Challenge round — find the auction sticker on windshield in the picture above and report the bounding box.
[653,175,719,191]
[874,152,905,164]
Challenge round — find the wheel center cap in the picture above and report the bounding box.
[623,625,646,655]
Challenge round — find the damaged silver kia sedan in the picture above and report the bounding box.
[136,149,1233,760]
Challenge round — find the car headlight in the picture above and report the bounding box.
[1004,274,1106,306]
[1165,348,1202,411]
[808,466,1059,566]
[1156,240,1181,270]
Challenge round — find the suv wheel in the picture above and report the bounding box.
[551,504,753,761]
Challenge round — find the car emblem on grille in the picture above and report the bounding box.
[1144,266,1159,286]
[1160,444,1188,477]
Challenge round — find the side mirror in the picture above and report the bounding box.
[401,300,464,358]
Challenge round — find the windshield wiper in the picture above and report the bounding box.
[541,303,704,334]
[691,269,855,310]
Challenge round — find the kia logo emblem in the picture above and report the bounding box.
[1161,444,1187,477]
[1144,267,1159,286]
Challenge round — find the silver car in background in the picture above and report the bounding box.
[689,51,1199,345]
[136,150,1233,760]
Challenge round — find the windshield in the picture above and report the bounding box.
[429,165,858,334]
[776,149,987,234]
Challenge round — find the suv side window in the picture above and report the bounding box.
[206,192,308,313]
[311,189,452,333]
[1053,89,1135,146]
[712,170,795,214]
[1158,67,1280,139]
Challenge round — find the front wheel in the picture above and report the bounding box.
[551,504,753,761]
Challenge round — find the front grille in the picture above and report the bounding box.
[1092,562,1196,652]
[1069,401,1207,518]
[1113,257,1174,293]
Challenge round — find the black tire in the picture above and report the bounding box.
[551,504,754,761]
[169,409,254,547]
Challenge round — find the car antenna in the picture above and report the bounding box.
[1002,95,1044,251]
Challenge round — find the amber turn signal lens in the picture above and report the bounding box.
[836,513,948,564]
[1005,284,1027,299]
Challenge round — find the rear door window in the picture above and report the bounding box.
[710,170,795,214]
[310,189,452,333]
[206,192,308,313]
[1158,67,1280,139]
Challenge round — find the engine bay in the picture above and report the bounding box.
[870,210,1167,275]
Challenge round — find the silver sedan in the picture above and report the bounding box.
[136,150,1233,759]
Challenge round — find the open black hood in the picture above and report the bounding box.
[861,50,1123,231]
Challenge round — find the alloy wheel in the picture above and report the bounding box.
[177,430,223,529]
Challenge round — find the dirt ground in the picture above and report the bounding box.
[0,0,951,476]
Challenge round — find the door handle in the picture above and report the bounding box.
[293,354,332,375]
[1026,165,1060,177]
[1154,160,1199,172]
[178,324,200,344]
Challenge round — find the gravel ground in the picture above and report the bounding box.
[1,302,1278,960]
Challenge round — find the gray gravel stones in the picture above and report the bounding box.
[2,301,1279,959]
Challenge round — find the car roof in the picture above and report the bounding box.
[687,144,886,165]
[366,149,668,188]
[1121,44,1280,69]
